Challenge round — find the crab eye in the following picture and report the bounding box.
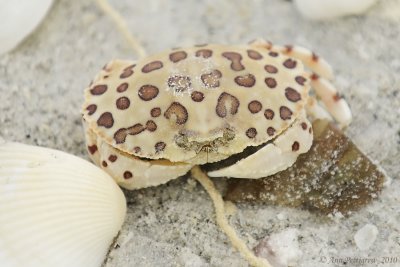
[223,128,235,141]
[175,134,188,148]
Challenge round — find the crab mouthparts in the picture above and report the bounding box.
[175,128,235,154]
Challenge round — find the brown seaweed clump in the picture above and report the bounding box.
[224,119,385,215]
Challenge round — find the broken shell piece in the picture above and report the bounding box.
[0,142,126,267]
[254,228,302,267]
[0,0,54,55]
[224,119,385,215]
[294,0,378,20]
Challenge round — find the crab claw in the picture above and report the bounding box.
[207,115,313,179]
[85,126,193,189]
[309,74,352,127]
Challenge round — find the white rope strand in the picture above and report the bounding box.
[191,166,272,267]
[95,0,147,58]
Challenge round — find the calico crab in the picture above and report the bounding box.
[82,39,352,189]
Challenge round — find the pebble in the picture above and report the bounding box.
[354,224,378,250]
[254,228,302,267]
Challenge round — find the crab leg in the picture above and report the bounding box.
[306,96,333,122]
[85,126,193,189]
[208,114,313,179]
[249,38,334,80]
[250,38,352,127]
[308,73,352,127]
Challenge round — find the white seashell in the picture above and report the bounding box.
[0,142,126,267]
[293,0,378,20]
[0,0,54,55]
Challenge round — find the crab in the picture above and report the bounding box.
[82,39,352,190]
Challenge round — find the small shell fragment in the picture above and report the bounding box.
[254,228,302,267]
[0,142,126,267]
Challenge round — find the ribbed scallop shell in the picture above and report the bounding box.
[0,142,126,267]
